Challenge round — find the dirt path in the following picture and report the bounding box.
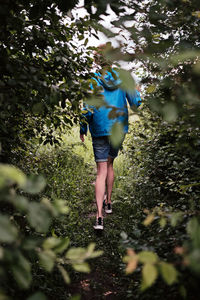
[68,188,131,299]
[69,269,122,299]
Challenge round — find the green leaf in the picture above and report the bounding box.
[159,217,167,228]
[138,251,158,264]
[43,237,60,250]
[88,250,104,258]
[58,265,71,284]
[170,212,183,227]
[23,175,46,194]
[146,85,156,93]
[0,164,26,188]
[41,197,58,217]
[186,248,200,274]
[85,96,106,108]
[0,214,18,243]
[141,263,158,290]
[193,62,200,74]
[170,50,200,65]
[120,231,128,240]
[43,237,61,250]
[66,247,86,261]
[22,238,41,251]
[187,249,200,273]
[53,199,70,214]
[160,262,178,285]
[54,237,70,253]
[110,122,124,148]
[117,68,135,91]
[27,202,51,233]
[179,285,187,299]
[86,243,103,258]
[12,265,32,289]
[27,292,47,300]
[17,252,31,272]
[38,250,56,272]
[12,196,28,211]
[72,262,90,273]
[152,34,160,42]
[0,246,4,259]
[162,103,178,122]
[179,182,200,193]
[12,252,32,289]
[84,37,89,46]
[187,217,200,248]
[87,243,96,255]
[43,237,70,254]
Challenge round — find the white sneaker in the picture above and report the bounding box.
[105,203,112,214]
[93,217,103,230]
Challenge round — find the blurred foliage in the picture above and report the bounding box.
[0,143,102,299]
[1,0,200,298]
[123,248,178,290]
[88,0,200,125]
[119,104,200,295]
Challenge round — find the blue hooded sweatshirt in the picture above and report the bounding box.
[80,69,141,137]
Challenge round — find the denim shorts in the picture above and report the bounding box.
[92,136,123,162]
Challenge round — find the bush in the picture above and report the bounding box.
[119,104,200,296]
[0,141,102,299]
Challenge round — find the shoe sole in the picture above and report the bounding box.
[105,210,112,214]
[93,225,103,230]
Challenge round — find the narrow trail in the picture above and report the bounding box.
[68,171,134,299]
[68,211,130,299]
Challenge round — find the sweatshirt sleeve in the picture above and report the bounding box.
[80,106,93,135]
[126,89,142,108]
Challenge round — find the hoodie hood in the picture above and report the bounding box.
[94,69,121,91]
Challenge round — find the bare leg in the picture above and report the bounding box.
[95,162,107,218]
[106,157,114,204]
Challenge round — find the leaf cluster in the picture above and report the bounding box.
[0,0,93,162]
[0,142,102,299]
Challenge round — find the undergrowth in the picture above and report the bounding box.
[4,119,199,300]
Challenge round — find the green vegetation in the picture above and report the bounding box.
[0,137,103,299]
[0,0,200,299]
[1,120,199,299]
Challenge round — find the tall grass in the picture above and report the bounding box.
[61,127,94,164]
